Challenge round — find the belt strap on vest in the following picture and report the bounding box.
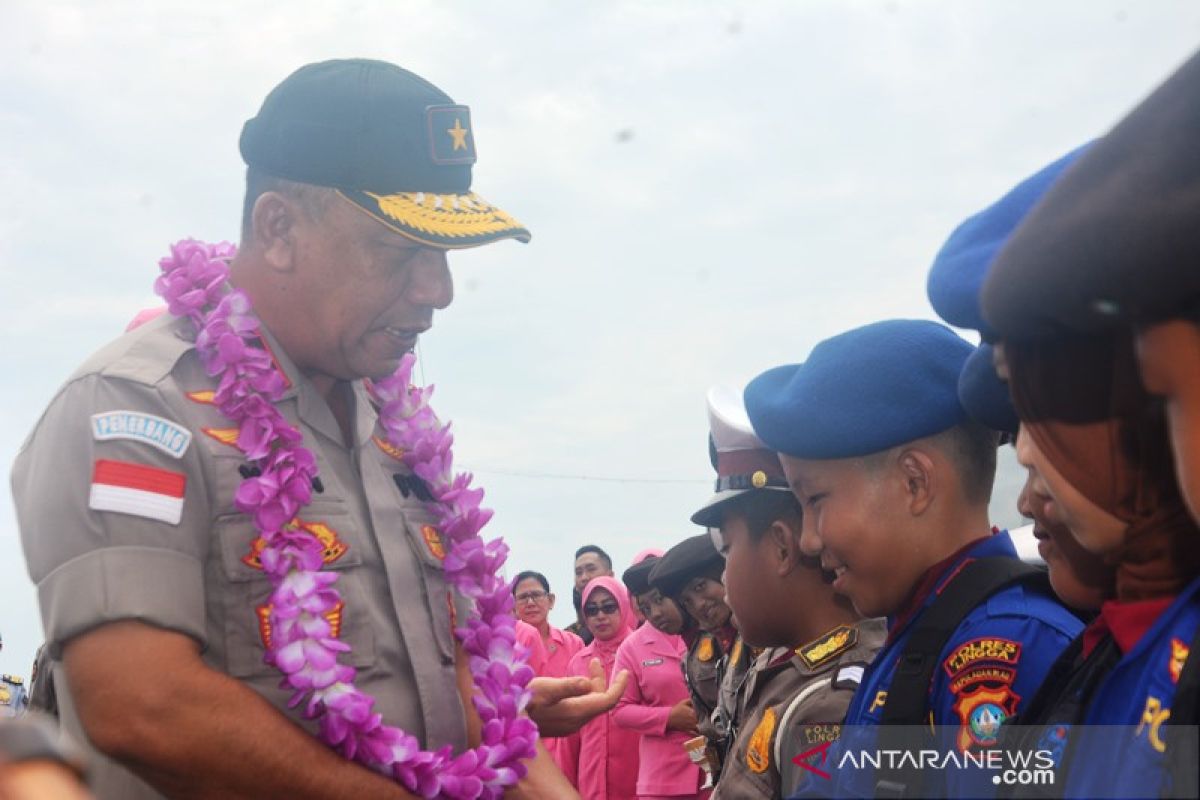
[875,556,1048,799]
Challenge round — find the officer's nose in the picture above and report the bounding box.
[406,248,454,310]
[798,512,823,558]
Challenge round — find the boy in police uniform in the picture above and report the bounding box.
[745,319,1082,799]
[649,533,743,778]
[694,386,886,799]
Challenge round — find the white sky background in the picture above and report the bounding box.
[2,0,1198,676]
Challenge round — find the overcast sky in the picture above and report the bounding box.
[3,0,1198,676]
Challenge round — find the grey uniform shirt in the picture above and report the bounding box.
[713,618,887,800]
[0,675,27,718]
[12,314,468,799]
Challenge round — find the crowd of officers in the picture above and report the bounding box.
[512,49,1200,800]
[5,45,1200,800]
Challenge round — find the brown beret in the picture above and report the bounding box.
[981,49,1200,340]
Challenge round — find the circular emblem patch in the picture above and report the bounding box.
[968,703,1006,745]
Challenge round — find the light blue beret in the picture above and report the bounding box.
[744,319,974,459]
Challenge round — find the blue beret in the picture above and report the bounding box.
[957,344,1018,435]
[927,144,1090,339]
[744,320,974,459]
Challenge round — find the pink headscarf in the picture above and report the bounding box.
[629,547,665,566]
[581,576,635,665]
[125,305,167,332]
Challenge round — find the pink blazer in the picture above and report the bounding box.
[533,624,584,776]
[564,578,641,799]
[613,623,702,798]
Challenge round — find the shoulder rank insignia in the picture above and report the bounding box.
[1,675,21,685]
[697,636,715,662]
[0,687,9,704]
[797,625,857,669]
[833,664,865,691]
[746,706,776,774]
[1170,637,1189,684]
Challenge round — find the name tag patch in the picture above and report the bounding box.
[92,410,192,458]
[642,658,664,667]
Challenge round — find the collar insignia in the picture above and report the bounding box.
[1170,637,1189,684]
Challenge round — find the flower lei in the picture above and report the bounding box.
[154,239,537,799]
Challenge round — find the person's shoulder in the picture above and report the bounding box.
[556,627,585,650]
[972,577,1085,640]
[71,312,197,388]
[567,642,596,672]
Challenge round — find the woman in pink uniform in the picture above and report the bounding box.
[613,553,704,800]
[564,576,640,799]
[512,571,584,774]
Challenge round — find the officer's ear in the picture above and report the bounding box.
[767,515,804,577]
[897,447,935,516]
[251,191,302,273]
[547,593,556,611]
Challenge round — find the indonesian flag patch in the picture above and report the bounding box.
[88,459,186,525]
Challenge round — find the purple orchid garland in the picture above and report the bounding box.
[154,239,537,799]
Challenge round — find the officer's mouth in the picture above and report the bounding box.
[381,325,427,350]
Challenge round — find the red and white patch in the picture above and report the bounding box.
[88,459,186,525]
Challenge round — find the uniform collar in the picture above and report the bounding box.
[256,320,376,450]
[714,623,738,655]
[886,530,1011,642]
[1080,579,1199,658]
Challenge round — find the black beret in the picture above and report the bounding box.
[982,49,1200,339]
[622,557,659,597]
[649,534,723,597]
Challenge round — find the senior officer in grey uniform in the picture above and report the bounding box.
[0,633,28,719]
[11,60,576,800]
[696,387,885,799]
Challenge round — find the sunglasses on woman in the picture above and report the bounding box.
[584,602,620,617]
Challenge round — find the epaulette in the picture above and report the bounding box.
[2,675,22,685]
[796,625,858,669]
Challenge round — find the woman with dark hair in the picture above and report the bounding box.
[995,332,1200,798]
[512,570,584,777]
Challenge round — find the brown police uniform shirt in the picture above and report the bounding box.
[686,630,723,744]
[712,618,887,800]
[11,314,468,800]
[713,635,754,762]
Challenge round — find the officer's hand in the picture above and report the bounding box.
[525,659,630,737]
[666,698,699,734]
